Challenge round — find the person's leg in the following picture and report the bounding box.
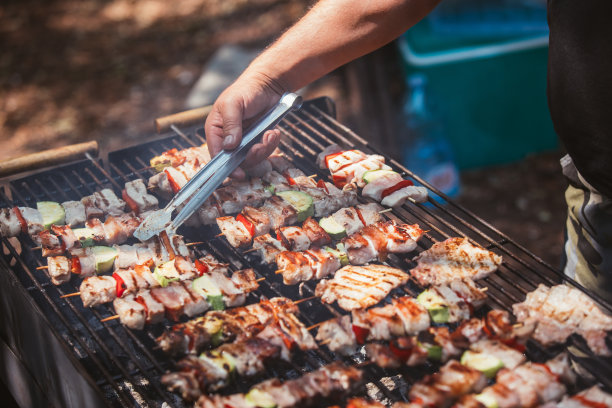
[561,154,612,301]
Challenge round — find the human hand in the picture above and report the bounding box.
[205,72,286,179]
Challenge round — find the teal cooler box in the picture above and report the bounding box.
[397,20,557,169]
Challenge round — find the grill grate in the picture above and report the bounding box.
[0,97,610,407]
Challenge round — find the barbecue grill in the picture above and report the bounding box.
[0,97,610,408]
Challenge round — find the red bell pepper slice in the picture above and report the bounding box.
[571,396,608,408]
[13,207,28,234]
[236,213,255,237]
[332,174,347,188]
[389,339,413,362]
[71,257,81,275]
[352,324,370,344]
[381,179,414,199]
[113,272,127,298]
[283,172,296,186]
[316,179,329,193]
[194,259,209,276]
[164,169,181,194]
[122,189,140,214]
[355,207,367,226]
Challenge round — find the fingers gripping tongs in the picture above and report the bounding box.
[134,93,303,241]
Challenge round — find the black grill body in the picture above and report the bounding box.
[0,97,610,407]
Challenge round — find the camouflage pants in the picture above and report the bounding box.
[562,154,612,301]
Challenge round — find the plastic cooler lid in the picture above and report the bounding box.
[399,18,549,67]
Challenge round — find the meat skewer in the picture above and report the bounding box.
[78,254,229,307]
[317,144,429,205]
[162,309,317,397]
[314,278,488,356]
[192,361,363,407]
[276,220,424,285]
[107,267,260,330]
[156,297,300,356]
[410,237,503,287]
[512,283,612,356]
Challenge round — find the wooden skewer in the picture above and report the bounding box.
[61,292,81,298]
[100,315,120,323]
[36,265,48,270]
[318,339,331,346]
[481,287,489,292]
[215,233,224,238]
[294,295,317,305]
[307,174,317,178]
[378,208,393,214]
[255,277,266,283]
[307,318,333,331]
[512,322,524,329]
[186,242,204,247]
[275,269,283,274]
[243,247,258,254]
[32,246,42,250]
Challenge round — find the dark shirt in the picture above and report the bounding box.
[548,0,612,197]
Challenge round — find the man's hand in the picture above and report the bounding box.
[205,72,286,179]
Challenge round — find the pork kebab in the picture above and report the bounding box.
[217,201,381,252]
[193,361,363,408]
[44,233,192,285]
[1,180,158,237]
[156,297,300,356]
[275,220,424,285]
[317,144,429,206]
[162,309,317,398]
[315,278,488,355]
[108,266,259,330]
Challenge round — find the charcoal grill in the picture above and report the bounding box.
[0,97,611,407]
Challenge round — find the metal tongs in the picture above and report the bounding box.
[134,92,303,241]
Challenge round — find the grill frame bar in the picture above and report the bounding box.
[0,97,609,407]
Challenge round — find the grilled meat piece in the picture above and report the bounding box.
[411,238,502,286]
[301,216,331,247]
[316,264,409,311]
[252,234,284,264]
[123,179,158,213]
[352,296,429,340]
[513,283,612,356]
[315,315,357,356]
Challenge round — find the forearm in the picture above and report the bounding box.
[246,0,440,91]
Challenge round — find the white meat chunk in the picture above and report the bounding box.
[19,207,44,236]
[80,276,116,307]
[62,201,86,227]
[316,144,343,169]
[124,179,158,213]
[135,290,165,325]
[47,256,71,285]
[113,294,146,330]
[216,216,252,248]
[278,226,311,251]
[93,188,126,216]
[0,208,21,237]
[381,185,428,207]
[252,234,284,264]
[362,172,403,201]
[315,315,357,355]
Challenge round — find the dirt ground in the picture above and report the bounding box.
[0,0,567,266]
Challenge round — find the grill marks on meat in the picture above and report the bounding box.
[315,265,409,311]
[410,238,502,286]
[194,362,363,407]
[512,284,612,356]
[156,297,298,356]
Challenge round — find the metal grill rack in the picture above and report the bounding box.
[0,97,610,407]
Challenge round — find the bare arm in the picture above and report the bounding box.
[205,0,440,177]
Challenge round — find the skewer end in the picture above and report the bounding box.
[255,277,266,283]
[60,292,81,298]
[100,315,120,323]
[378,208,393,214]
[215,233,224,238]
[186,242,204,247]
[36,265,48,270]
[294,295,317,305]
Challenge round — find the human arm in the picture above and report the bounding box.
[205,0,440,177]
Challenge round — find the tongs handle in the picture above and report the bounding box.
[169,92,303,232]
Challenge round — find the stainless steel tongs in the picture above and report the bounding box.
[134,92,303,241]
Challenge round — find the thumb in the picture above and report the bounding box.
[221,101,244,150]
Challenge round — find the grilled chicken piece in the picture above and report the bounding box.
[252,234,284,264]
[113,294,146,329]
[92,188,126,216]
[334,155,389,188]
[276,250,315,285]
[50,224,78,251]
[315,315,357,355]
[316,265,409,311]
[134,289,165,324]
[411,238,503,286]
[124,179,158,213]
[277,226,311,251]
[156,297,297,356]
[362,172,403,201]
[513,283,612,356]
[304,248,342,279]
[326,149,369,173]
[242,206,271,237]
[469,339,526,370]
[366,337,429,368]
[262,195,298,229]
[48,256,71,285]
[496,362,566,407]
[301,217,331,247]
[81,195,105,219]
[0,208,22,237]
[68,247,96,277]
[216,216,252,248]
[409,360,488,408]
[267,153,293,173]
[332,207,367,236]
[18,207,43,237]
[454,382,521,408]
[352,296,430,340]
